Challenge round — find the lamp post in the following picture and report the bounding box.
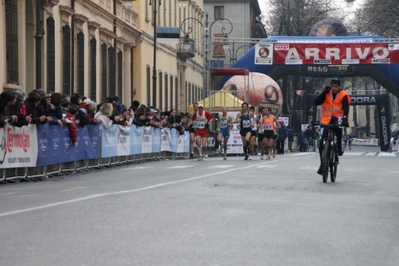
[179,14,233,101]
[150,0,160,106]
[213,43,252,67]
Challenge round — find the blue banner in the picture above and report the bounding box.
[37,124,99,166]
[101,125,118,158]
[130,125,142,155]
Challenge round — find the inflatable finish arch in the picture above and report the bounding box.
[230,36,399,97]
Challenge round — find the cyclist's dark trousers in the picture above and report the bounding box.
[319,127,342,163]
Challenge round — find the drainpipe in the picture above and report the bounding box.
[114,0,117,97]
[34,0,44,89]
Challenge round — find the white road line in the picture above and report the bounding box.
[345,152,365,156]
[378,152,396,157]
[365,152,377,156]
[168,165,194,169]
[256,164,279,168]
[61,187,86,192]
[208,165,234,169]
[121,166,152,170]
[0,161,272,218]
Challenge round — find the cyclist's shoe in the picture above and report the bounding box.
[190,152,194,159]
[317,165,323,175]
[248,156,253,160]
[204,154,208,158]
[244,154,248,160]
[337,146,344,156]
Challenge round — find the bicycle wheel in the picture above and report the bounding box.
[322,141,330,183]
[330,144,337,182]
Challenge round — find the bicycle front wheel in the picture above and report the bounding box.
[322,141,330,183]
[330,144,338,182]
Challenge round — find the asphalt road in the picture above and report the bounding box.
[0,146,398,266]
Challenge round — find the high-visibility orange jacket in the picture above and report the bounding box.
[321,90,350,124]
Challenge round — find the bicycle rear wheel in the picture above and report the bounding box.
[322,141,330,183]
[330,144,337,182]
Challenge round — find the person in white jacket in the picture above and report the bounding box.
[94,103,114,129]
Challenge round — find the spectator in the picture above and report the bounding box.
[298,130,307,152]
[79,98,96,124]
[13,89,26,115]
[304,126,313,151]
[167,108,184,134]
[287,126,294,152]
[0,90,30,127]
[65,105,79,146]
[276,121,288,154]
[61,97,71,118]
[94,103,114,129]
[47,92,64,127]
[70,93,89,127]
[25,90,51,124]
[133,105,148,126]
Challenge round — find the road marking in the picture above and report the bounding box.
[122,166,151,170]
[61,187,86,192]
[208,165,234,169]
[0,192,16,196]
[378,152,396,157]
[168,165,194,169]
[345,152,365,156]
[0,161,272,218]
[256,164,279,168]
[365,152,377,156]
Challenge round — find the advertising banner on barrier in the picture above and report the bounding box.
[0,124,38,169]
[101,125,118,158]
[161,128,171,152]
[273,43,399,65]
[117,125,130,156]
[152,128,161,153]
[37,124,99,166]
[131,125,142,154]
[142,126,153,153]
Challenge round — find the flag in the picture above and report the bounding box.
[295,90,306,97]
[156,27,180,43]
[209,60,224,68]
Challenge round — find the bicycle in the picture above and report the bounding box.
[320,121,342,183]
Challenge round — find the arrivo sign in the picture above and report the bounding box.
[273,43,399,65]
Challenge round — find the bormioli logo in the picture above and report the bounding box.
[351,96,377,104]
[275,44,289,50]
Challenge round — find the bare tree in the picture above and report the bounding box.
[263,0,343,36]
[353,0,399,37]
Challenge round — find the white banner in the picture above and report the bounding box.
[0,124,38,168]
[142,126,153,153]
[161,128,170,151]
[117,125,130,156]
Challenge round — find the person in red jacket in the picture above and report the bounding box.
[191,104,213,160]
[66,105,79,147]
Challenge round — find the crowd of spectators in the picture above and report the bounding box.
[0,89,189,145]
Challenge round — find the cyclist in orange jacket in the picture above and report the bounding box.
[314,77,350,175]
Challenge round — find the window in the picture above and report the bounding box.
[146,65,151,106]
[165,73,168,110]
[175,76,178,110]
[63,25,71,96]
[5,0,18,84]
[47,17,55,92]
[170,75,173,108]
[214,6,224,20]
[77,32,85,96]
[117,51,123,98]
[101,43,107,102]
[159,71,163,110]
[108,46,115,97]
[90,38,97,100]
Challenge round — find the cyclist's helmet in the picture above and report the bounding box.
[331,77,341,86]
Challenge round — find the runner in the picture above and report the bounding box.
[217,107,233,160]
[249,106,259,159]
[188,102,199,158]
[258,107,265,159]
[260,107,280,160]
[191,104,213,161]
[234,102,253,160]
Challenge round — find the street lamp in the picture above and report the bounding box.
[178,14,233,100]
[212,43,252,67]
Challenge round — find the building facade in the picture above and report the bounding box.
[0,0,207,112]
